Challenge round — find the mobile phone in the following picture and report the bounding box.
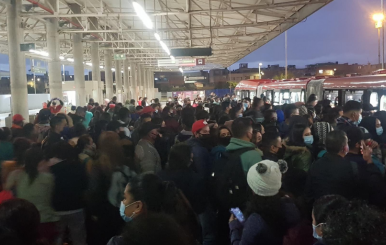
[230,207,245,223]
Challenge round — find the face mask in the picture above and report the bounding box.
[377,127,384,136]
[243,103,248,111]
[312,224,323,241]
[120,201,138,222]
[219,136,231,146]
[155,109,158,113]
[238,114,243,118]
[304,135,314,145]
[200,134,214,149]
[276,146,286,159]
[357,114,362,125]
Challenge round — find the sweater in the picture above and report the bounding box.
[226,138,263,175]
[283,141,312,172]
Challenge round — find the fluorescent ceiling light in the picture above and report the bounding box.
[59,56,64,60]
[179,67,183,73]
[128,67,131,69]
[29,49,49,57]
[67,58,74,62]
[86,62,92,66]
[170,55,175,61]
[111,68,116,71]
[159,41,170,55]
[133,1,153,29]
[100,65,104,69]
[154,33,161,41]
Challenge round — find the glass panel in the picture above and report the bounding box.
[301,91,305,102]
[325,90,339,104]
[290,92,300,103]
[345,91,363,103]
[273,92,279,105]
[370,92,379,107]
[250,92,256,98]
[381,95,386,111]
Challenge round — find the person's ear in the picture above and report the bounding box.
[134,201,144,215]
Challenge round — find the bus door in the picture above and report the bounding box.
[280,90,291,105]
[290,89,302,103]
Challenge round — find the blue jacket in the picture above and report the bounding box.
[229,199,300,245]
[186,138,212,178]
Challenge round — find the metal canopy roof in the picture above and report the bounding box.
[1,0,332,71]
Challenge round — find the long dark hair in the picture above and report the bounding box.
[359,116,382,143]
[244,194,286,236]
[288,123,308,147]
[24,147,44,185]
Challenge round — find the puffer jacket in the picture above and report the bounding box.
[283,141,312,172]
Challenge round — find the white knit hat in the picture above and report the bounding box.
[247,160,282,196]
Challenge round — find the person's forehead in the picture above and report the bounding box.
[220,128,229,134]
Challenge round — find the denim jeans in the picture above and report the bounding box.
[198,206,217,245]
[56,209,87,245]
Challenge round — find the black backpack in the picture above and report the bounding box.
[211,147,255,210]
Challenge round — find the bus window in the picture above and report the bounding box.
[250,92,256,98]
[291,92,300,103]
[266,91,272,102]
[301,91,305,102]
[345,91,363,103]
[325,90,339,103]
[381,95,386,111]
[274,92,280,105]
[282,92,290,104]
[370,92,379,108]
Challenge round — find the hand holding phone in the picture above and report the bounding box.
[230,207,245,223]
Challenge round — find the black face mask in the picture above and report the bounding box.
[199,134,214,150]
[276,146,286,159]
[218,136,231,146]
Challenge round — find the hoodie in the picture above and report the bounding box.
[283,141,312,172]
[225,138,262,174]
[175,130,193,144]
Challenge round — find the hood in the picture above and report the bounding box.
[226,138,256,151]
[283,140,308,154]
[187,137,203,147]
[212,145,226,154]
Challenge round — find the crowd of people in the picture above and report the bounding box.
[1,93,386,245]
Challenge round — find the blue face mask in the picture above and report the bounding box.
[238,114,243,118]
[120,201,138,222]
[377,126,384,136]
[312,224,323,241]
[357,114,362,125]
[243,103,248,111]
[304,135,314,145]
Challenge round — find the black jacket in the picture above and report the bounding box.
[50,159,88,211]
[305,152,378,205]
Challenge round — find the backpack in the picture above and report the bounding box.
[107,166,136,207]
[211,147,255,210]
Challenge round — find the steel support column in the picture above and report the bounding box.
[7,0,28,120]
[115,60,122,101]
[123,59,129,101]
[105,50,113,99]
[90,17,102,102]
[46,0,62,99]
[131,63,138,102]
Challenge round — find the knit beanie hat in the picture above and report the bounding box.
[247,160,282,197]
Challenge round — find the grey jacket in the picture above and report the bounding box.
[135,139,161,174]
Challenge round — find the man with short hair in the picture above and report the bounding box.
[175,114,195,144]
[42,116,66,151]
[127,99,136,113]
[135,122,161,174]
[336,100,362,131]
[11,114,25,139]
[226,117,263,175]
[261,131,283,162]
[305,130,382,206]
[69,106,85,125]
[186,120,213,178]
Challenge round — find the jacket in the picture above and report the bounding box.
[175,130,193,144]
[226,138,263,175]
[283,141,312,172]
[229,198,301,245]
[158,169,207,214]
[305,152,381,205]
[50,159,88,211]
[211,145,227,162]
[135,139,161,174]
[186,138,212,178]
[336,116,356,131]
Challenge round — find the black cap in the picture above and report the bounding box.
[139,122,160,138]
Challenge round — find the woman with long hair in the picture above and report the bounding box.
[16,147,59,244]
[86,131,136,245]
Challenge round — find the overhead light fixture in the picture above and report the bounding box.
[111,68,116,71]
[67,58,74,62]
[121,70,124,73]
[179,67,183,73]
[128,67,131,69]
[133,1,153,29]
[160,41,170,55]
[29,49,49,57]
[86,62,92,66]
[154,33,161,41]
[59,56,64,60]
[100,65,104,69]
[170,55,175,61]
